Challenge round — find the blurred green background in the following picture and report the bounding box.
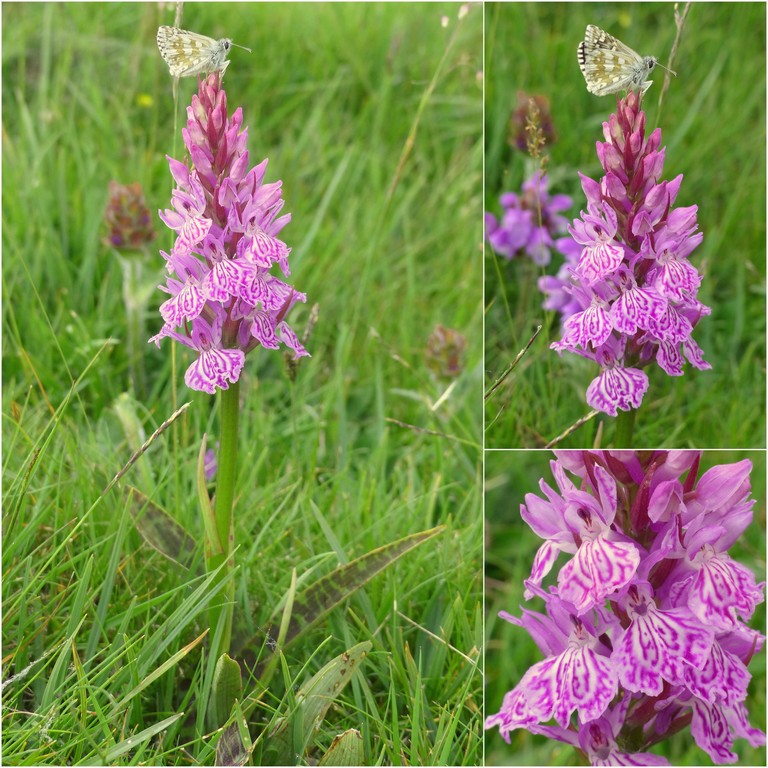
[485,449,767,766]
[2,3,482,765]
[485,2,766,448]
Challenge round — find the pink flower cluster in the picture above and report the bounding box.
[150,73,308,393]
[486,171,572,266]
[486,451,765,765]
[550,92,710,416]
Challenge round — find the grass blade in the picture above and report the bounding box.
[89,713,184,764]
[111,629,207,715]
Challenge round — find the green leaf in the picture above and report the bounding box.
[125,486,198,569]
[264,641,371,766]
[251,525,445,658]
[215,724,248,767]
[214,693,252,766]
[212,653,242,727]
[318,729,364,766]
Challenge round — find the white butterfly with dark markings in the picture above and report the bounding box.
[156,25,251,78]
[577,24,675,96]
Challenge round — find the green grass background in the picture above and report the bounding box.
[2,3,482,765]
[485,2,766,448]
[485,449,767,766]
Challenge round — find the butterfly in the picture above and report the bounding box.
[577,24,675,96]
[156,26,251,78]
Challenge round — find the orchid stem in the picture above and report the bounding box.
[615,407,637,447]
[208,380,239,661]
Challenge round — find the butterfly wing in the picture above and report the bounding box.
[583,24,644,60]
[578,25,645,96]
[156,26,221,78]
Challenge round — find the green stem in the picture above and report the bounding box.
[614,408,637,447]
[208,380,240,662]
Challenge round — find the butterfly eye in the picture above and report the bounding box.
[223,40,231,50]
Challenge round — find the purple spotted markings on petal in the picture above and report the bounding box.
[484,614,618,735]
[484,685,538,742]
[683,640,751,706]
[159,278,206,326]
[610,271,667,336]
[557,296,613,350]
[611,586,713,697]
[247,227,288,268]
[249,309,280,350]
[182,315,244,394]
[557,536,640,614]
[690,698,765,764]
[687,545,764,630]
[547,621,618,726]
[576,239,625,285]
[586,347,649,416]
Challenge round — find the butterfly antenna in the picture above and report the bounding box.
[231,42,252,54]
[657,61,677,77]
